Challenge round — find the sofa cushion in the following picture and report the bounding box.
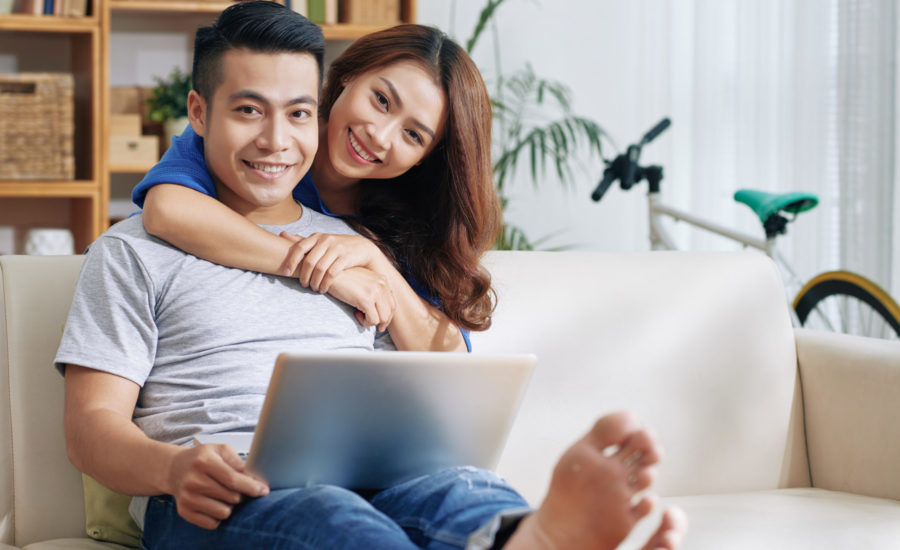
[630,488,900,549]
[81,476,140,548]
[476,251,804,504]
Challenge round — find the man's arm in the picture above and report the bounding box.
[64,365,269,529]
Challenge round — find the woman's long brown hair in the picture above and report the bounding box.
[320,25,502,331]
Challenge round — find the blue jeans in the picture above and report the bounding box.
[141,467,530,549]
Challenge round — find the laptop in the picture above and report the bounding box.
[195,351,536,490]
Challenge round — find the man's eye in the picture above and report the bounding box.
[237,106,257,115]
[292,110,311,120]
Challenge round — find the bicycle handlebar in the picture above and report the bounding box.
[590,118,671,202]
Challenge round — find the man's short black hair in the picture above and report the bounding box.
[193,1,325,102]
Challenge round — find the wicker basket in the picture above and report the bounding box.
[0,73,75,180]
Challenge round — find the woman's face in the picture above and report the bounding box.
[326,61,448,181]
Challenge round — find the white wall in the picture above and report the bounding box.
[419,0,675,252]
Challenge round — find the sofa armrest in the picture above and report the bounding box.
[796,328,900,501]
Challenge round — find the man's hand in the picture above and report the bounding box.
[279,232,386,292]
[326,266,396,331]
[167,444,269,530]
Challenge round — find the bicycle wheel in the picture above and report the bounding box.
[793,271,900,340]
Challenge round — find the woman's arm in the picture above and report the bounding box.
[280,233,466,352]
[143,184,295,276]
[144,184,466,351]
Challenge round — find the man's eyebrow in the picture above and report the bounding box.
[379,77,436,140]
[228,90,318,107]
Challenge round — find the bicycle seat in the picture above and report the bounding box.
[733,189,818,224]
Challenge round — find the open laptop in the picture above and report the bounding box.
[195,351,535,490]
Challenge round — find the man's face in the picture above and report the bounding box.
[188,49,319,224]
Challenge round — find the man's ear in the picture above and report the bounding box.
[187,90,207,138]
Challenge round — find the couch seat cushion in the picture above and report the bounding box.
[22,539,130,550]
[621,488,900,549]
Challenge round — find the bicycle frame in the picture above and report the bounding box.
[647,191,805,325]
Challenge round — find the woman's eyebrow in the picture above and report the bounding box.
[379,77,436,140]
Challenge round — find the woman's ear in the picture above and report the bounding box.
[187,90,207,138]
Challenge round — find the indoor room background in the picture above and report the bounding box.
[3,0,896,302]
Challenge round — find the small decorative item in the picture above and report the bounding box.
[24,228,74,256]
[146,66,192,145]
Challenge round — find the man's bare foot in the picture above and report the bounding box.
[640,508,688,550]
[505,411,685,550]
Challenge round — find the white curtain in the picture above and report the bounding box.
[662,0,896,295]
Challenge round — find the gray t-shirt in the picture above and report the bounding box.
[55,208,382,446]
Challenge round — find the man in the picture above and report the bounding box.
[57,2,685,548]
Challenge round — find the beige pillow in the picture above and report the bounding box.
[82,474,142,548]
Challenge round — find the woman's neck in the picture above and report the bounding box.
[310,121,361,216]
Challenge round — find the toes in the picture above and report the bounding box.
[628,466,657,492]
[640,507,688,550]
[630,493,657,520]
[587,411,641,451]
[615,429,663,469]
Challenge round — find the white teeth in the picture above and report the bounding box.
[248,162,288,174]
[349,131,377,162]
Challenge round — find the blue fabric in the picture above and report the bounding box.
[141,467,528,549]
[133,125,472,352]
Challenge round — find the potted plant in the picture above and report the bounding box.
[146,66,192,145]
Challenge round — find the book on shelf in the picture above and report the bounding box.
[306,0,323,22]
[289,0,306,16]
[307,0,336,24]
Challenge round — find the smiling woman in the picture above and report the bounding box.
[135,23,500,353]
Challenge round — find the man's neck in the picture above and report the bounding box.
[213,181,304,225]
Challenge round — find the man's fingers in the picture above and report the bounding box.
[177,494,233,529]
[204,447,268,498]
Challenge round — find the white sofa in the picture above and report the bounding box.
[2,251,900,549]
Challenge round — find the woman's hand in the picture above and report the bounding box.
[326,266,396,331]
[279,233,386,293]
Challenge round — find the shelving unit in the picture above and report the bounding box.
[0,0,415,252]
[0,8,107,254]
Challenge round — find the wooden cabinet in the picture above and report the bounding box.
[0,8,107,253]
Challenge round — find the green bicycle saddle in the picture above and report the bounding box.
[733,189,819,224]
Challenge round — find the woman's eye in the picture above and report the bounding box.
[374,91,389,110]
[406,129,423,145]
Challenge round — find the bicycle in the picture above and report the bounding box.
[590,118,900,340]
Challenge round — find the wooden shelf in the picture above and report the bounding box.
[0,181,99,198]
[319,23,397,40]
[0,14,98,32]
[110,1,411,40]
[110,1,233,13]
[110,164,154,174]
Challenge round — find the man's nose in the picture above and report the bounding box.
[257,116,290,152]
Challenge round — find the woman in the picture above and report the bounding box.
[136,24,500,352]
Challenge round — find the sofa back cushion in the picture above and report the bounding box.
[473,251,807,504]
[0,255,87,546]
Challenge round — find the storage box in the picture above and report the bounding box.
[339,0,399,25]
[110,114,143,137]
[0,73,74,180]
[109,135,159,167]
